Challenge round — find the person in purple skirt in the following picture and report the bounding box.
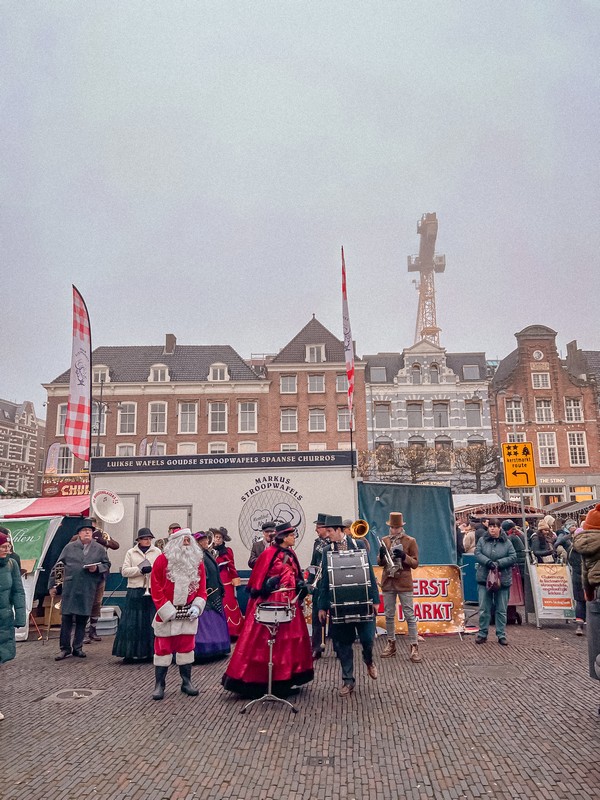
[192,531,231,662]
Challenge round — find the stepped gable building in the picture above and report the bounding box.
[263,315,367,452]
[364,340,492,486]
[0,399,45,494]
[43,335,269,473]
[490,325,600,508]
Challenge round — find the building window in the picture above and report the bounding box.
[532,372,550,389]
[280,408,298,433]
[433,402,449,428]
[535,399,553,423]
[435,439,453,472]
[465,402,482,427]
[337,407,351,432]
[118,403,136,435]
[406,403,423,428]
[238,402,257,433]
[537,432,558,466]
[238,441,258,453]
[369,366,386,383]
[308,408,326,432]
[153,442,166,456]
[93,367,109,383]
[408,435,426,448]
[281,443,298,452]
[308,443,327,451]
[412,364,422,385]
[429,365,439,384]
[117,444,135,457]
[90,444,105,457]
[209,363,229,381]
[336,374,349,392]
[91,404,107,436]
[507,432,526,443]
[209,442,227,454]
[374,404,391,429]
[462,365,480,380]
[565,398,583,422]
[148,402,167,434]
[306,345,325,363]
[308,374,325,393]
[57,445,73,475]
[280,375,297,394]
[539,485,565,506]
[177,402,197,434]
[57,404,68,436]
[568,432,588,466]
[209,402,227,433]
[177,443,197,455]
[569,485,594,502]
[505,399,523,424]
[149,365,169,382]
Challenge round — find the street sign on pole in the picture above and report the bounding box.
[501,442,537,488]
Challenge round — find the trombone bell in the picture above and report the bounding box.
[350,519,369,539]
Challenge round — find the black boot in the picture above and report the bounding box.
[179,664,199,696]
[152,666,168,701]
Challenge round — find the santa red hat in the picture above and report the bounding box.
[583,504,600,531]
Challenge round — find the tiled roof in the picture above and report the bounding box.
[490,348,519,388]
[445,352,488,381]
[50,345,262,384]
[364,354,404,383]
[270,317,354,364]
[583,350,600,381]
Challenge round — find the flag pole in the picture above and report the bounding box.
[341,247,356,478]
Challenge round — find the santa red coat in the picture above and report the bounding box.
[151,552,207,666]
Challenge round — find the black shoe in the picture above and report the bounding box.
[475,636,487,644]
[55,650,71,661]
[179,664,199,696]
[312,649,321,660]
[498,638,508,646]
[72,649,87,658]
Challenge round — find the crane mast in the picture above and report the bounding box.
[407,212,446,346]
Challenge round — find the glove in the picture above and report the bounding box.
[379,545,387,560]
[392,544,404,558]
[188,605,200,619]
[140,565,152,574]
[295,578,308,601]
[487,560,498,569]
[261,575,281,597]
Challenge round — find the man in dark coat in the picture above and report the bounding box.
[318,515,379,697]
[248,521,275,569]
[49,518,110,660]
[308,512,330,660]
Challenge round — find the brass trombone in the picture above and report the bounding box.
[351,519,400,576]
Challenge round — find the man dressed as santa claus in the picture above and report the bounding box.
[150,528,207,700]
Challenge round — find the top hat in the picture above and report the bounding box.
[261,521,276,532]
[313,513,328,525]
[274,521,296,536]
[386,512,404,527]
[136,527,155,541]
[75,518,96,533]
[323,515,344,529]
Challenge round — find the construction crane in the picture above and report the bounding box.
[407,212,446,346]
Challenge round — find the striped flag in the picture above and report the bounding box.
[64,286,92,462]
[341,247,355,429]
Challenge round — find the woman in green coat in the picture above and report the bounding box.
[0,532,26,720]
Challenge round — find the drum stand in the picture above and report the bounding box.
[240,620,298,715]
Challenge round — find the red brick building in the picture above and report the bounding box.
[489,325,600,508]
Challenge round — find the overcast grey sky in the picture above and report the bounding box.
[2,2,599,416]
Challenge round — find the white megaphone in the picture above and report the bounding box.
[91,488,125,524]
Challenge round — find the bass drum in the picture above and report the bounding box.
[327,549,373,624]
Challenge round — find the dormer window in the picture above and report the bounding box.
[412,364,422,385]
[210,363,229,381]
[306,345,325,363]
[149,364,170,382]
[93,366,110,384]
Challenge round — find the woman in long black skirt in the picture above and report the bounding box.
[112,528,162,662]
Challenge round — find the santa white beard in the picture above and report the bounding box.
[164,536,204,605]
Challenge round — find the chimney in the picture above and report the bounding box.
[164,334,176,355]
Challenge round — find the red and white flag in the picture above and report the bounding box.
[64,286,92,462]
[341,247,355,429]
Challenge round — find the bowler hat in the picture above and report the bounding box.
[274,521,296,536]
[386,512,404,527]
[313,513,328,525]
[261,521,276,532]
[323,515,344,529]
[136,527,155,540]
[76,518,95,533]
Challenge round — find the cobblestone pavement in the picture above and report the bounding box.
[2,620,599,800]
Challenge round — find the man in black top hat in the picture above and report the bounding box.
[317,515,380,696]
[248,521,276,569]
[307,513,330,659]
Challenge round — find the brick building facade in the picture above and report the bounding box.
[0,399,45,494]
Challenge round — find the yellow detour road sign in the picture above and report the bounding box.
[502,441,537,488]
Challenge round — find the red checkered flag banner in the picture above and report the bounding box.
[341,247,355,430]
[65,285,92,462]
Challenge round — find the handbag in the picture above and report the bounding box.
[486,564,501,592]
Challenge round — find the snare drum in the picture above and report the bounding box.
[255,602,296,625]
[327,550,373,623]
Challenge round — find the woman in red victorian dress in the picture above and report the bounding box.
[211,527,244,638]
[222,522,313,698]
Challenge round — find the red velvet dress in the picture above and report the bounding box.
[215,546,245,638]
[222,545,313,697]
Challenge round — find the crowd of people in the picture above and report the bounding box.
[2,501,600,718]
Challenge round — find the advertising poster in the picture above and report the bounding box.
[529,562,575,620]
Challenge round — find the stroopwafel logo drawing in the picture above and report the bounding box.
[238,475,305,549]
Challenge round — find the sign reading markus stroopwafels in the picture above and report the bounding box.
[502,441,537,488]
